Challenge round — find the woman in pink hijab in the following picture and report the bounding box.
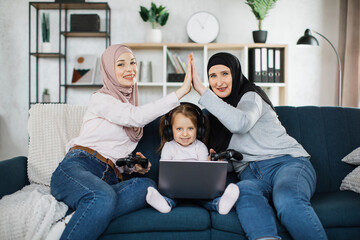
[50,44,192,240]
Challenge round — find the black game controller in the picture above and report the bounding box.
[210,149,243,162]
[116,154,149,168]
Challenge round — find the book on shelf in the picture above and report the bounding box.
[175,54,187,73]
[166,48,178,72]
[166,48,187,74]
[172,53,185,74]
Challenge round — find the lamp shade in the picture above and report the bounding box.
[297,29,319,46]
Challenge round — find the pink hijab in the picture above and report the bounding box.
[97,44,143,142]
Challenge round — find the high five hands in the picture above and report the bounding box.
[189,53,207,96]
[175,53,207,99]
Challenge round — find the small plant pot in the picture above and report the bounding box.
[252,30,267,43]
[41,42,52,52]
[146,29,162,43]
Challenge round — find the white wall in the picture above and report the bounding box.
[0,0,341,160]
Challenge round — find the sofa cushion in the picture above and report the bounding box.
[104,204,210,234]
[311,191,360,227]
[27,104,86,186]
[342,147,360,165]
[340,166,360,194]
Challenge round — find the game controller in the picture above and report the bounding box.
[210,149,243,162]
[116,154,149,168]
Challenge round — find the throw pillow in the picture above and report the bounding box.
[27,104,87,186]
[342,147,360,165]
[340,166,360,194]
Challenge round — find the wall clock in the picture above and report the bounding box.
[186,12,219,43]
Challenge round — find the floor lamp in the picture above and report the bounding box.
[297,29,342,106]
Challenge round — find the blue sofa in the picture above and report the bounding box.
[1,106,360,240]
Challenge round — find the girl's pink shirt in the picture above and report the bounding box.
[161,139,209,161]
[67,92,179,170]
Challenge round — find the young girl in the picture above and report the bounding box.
[146,102,240,215]
[50,44,192,240]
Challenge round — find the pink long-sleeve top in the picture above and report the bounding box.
[67,92,180,171]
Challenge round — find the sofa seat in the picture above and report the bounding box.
[101,203,211,239]
[312,191,360,227]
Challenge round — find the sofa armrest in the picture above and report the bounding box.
[0,156,29,199]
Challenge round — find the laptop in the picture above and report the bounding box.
[158,160,228,199]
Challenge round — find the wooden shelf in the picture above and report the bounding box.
[30,2,109,10]
[61,32,109,38]
[125,43,288,50]
[61,84,103,88]
[255,82,286,87]
[30,53,65,58]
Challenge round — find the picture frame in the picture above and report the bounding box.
[71,54,98,84]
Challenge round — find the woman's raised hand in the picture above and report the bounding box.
[190,54,207,96]
[175,54,193,100]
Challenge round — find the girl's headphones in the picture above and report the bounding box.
[163,102,205,141]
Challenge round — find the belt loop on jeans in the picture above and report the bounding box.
[69,145,123,181]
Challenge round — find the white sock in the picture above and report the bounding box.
[218,183,240,215]
[146,187,171,213]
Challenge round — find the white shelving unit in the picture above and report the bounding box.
[125,43,288,106]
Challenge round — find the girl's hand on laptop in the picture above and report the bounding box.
[134,152,151,174]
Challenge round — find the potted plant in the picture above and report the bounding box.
[41,13,51,52]
[139,2,169,43]
[42,88,50,103]
[245,0,277,43]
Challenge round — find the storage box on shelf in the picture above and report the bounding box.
[29,2,111,108]
[125,43,288,106]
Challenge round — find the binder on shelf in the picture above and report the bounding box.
[267,48,275,83]
[261,48,268,82]
[274,49,282,83]
[248,48,261,83]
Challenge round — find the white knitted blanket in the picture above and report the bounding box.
[0,184,68,240]
[28,104,87,186]
[0,104,87,239]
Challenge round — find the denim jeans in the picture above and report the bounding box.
[163,195,220,212]
[50,149,156,240]
[235,155,327,240]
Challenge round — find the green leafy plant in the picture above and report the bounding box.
[139,2,169,29]
[245,0,277,31]
[41,13,50,42]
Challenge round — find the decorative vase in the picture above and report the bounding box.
[41,42,52,52]
[139,61,153,82]
[252,30,267,43]
[146,29,162,43]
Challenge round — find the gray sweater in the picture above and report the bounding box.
[199,89,309,173]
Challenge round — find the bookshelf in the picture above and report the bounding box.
[28,2,111,108]
[125,43,288,106]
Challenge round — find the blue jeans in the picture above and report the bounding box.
[50,149,156,240]
[235,155,327,240]
[163,195,220,212]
